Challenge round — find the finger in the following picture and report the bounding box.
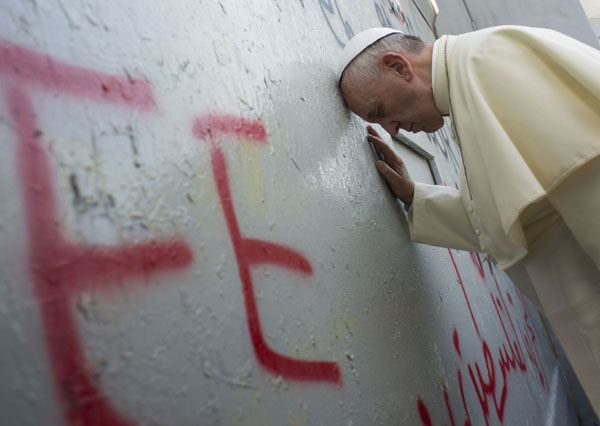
[375,161,402,197]
[366,124,378,135]
[367,135,402,165]
[375,161,412,201]
[375,160,393,175]
[375,160,403,182]
[366,133,386,146]
[366,131,385,144]
[367,125,384,139]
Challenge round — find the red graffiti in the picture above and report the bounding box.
[193,114,341,384]
[449,249,480,338]
[389,0,408,24]
[457,366,473,426]
[193,113,267,143]
[3,43,192,426]
[417,249,547,425]
[0,41,155,110]
[453,328,461,358]
[418,397,433,426]
[443,383,456,426]
[3,40,342,426]
[469,252,485,281]
[3,41,345,426]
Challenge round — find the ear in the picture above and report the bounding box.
[381,52,414,81]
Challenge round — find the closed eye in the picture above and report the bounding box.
[368,104,385,120]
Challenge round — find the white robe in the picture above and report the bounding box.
[407,26,600,414]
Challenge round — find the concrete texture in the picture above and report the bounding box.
[435,0,599,47]
[0,0,596,425]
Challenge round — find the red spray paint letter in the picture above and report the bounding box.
[3,42,191,426]
[417,250,547,425]
[193,114,341,384]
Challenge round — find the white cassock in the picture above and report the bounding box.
[407,26,600,414]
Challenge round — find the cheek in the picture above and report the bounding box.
[406,95,424,119]
[421,102,442,123]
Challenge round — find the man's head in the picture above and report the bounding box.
[338,28,444,135]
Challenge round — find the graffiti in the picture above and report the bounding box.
[388,0,407,24]
[193,114,341,384]
[2,43,192,426]
[417,397,434,426]
[0,41,155,110]
[316,0,413,49]
[469,252,485,281]
[317,0,355,48]
[416,249,547,425]
[374,2,393,28]
[427,126,462,175]
[315,0,415,59]
[2,41,342,426]
[375,0,416,34]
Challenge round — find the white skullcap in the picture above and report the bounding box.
[337,27,404,83]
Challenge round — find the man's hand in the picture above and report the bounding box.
[366,125,415,205]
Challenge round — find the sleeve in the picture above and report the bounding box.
[408,182,482,252]
[547,157,600,270]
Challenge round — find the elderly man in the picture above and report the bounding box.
[337,26,600,413]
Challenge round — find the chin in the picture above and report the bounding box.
[424,122,444,133]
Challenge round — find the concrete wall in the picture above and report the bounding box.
[0,1,595,425]
[435,0,599,46]
[579,0,600,40]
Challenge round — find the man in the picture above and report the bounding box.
[337,26,600,414]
